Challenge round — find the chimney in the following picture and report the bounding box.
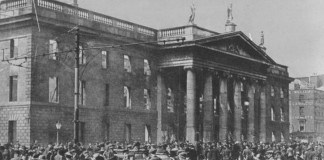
[225,3,236,32]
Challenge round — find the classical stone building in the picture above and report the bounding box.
[289,75,324,142]
[0,0,292,146]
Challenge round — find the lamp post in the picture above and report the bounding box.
[56,121,62,145]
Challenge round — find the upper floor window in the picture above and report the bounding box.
[124,86,131,108]
[299,94,305,102]
[102,51,108,69]
[49,76,59,103]
[144,89,151,110]
[144,59,151,76]
[124,55,131,72]
[9,39,18,58]
[79,46,86,65]
[299,106,305,117]
[49,40,58,60]
[9,75,18,102]
[9,37,27,58]
[280,88,284,98]
[280,107,284,122]
[271,86,274,97]
[271,107,275,121]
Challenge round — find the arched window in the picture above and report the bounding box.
[271,107,275,121]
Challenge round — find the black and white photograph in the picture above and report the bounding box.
[0,0,323,159]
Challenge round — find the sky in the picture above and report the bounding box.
[76,0,324,78]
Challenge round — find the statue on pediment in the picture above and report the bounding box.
[227,3,234,22]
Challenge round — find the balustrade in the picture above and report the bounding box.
[0,0,156,38]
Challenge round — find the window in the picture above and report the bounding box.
[79,81,86,105]
[299,94,304,102]
[105,84,109,106]
[124,55,131,72]
[213,98,218,116]
[125,124,131,142]
[9,76,18,102]
[167,88,174,113]
[105,123,110,141]
[79,122,85,143]
[124,86,131,108]
[271,86,274,97]
[272,132,276,142]
[49,40,58,60]
[299,120,305,132]
[240,82,244,92]
[144,59,151,76]
[144,89,151,110]
[281,133,284,142]
[102,51,108,69]
[9,39,18,58]
[49,76,59,103]
[271,107,275,121]
[145,125,151,143]
[8,121,17,143]
[280,107,284,122]
[79,46,86,65]
[299,106,305,117]
[280,88,284,98]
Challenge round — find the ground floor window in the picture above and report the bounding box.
[125,124,131,142]
[145,125,151,143]
[8,121,17,143]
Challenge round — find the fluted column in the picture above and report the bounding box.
[186,67,197,142]
[203,73,214,142]
[219,77,228,142]
[157,72,166,143]
[259,85,267,142]
[233,80,242,142]
[247,83,255,142]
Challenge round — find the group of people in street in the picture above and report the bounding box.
[0,140,323,160]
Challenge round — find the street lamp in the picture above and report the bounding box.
[56,121,62,145]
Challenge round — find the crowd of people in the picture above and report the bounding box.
[0,140,323,160]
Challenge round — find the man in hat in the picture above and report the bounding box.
[304,145,315,160]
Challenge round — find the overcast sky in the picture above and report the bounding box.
[77,0,324,78]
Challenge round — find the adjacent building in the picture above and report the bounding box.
[0,0,292,146]
[289,75,324,142]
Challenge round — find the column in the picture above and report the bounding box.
[186,68,196,143]
[157,72,166,143]
[233,80,242,142]
[203,73,214,142]
[259,85,267,142]
[218,77,228,142]
[247,84,255,142]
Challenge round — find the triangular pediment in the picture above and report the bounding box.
[195,31,276,64]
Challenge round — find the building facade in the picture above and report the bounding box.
[289,75,324,142]
[0,0,292,146]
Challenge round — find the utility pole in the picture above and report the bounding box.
[74,27,80,144]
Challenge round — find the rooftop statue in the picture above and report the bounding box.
[188,3,196,24]
[227,3,233,22]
